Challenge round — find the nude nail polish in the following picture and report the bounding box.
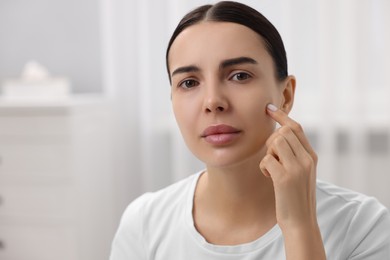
[267,103,278,112]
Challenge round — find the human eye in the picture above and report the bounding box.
[230,72,252,82]
[178,79,199,89]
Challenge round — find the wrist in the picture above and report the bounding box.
[278,213,319,233]
[281,221,326,260]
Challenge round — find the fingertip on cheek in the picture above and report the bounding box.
[266,103,278,112]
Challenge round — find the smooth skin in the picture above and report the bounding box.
[169,21,325,259]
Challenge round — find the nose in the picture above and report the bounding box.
[203,83,229,113]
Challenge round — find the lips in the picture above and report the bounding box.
[201,124,241,145]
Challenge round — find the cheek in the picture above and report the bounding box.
[235,91,276,135]
[236,90,270,116]
[172,98,197,138]
[172,101,186,129]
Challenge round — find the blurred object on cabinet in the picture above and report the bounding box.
[1,61,71,100]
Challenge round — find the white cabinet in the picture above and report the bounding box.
[0,96,116,260]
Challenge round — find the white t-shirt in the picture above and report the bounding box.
[110,171,390,259]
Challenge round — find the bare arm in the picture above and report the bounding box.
[260,104,326,260]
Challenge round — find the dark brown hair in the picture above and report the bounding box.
[166,1,288,83]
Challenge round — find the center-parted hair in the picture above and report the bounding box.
[166,1,288,83]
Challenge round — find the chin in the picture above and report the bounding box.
[195,146,266,169]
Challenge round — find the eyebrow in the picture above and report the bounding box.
[170,56,258,78]
[220,56,258,69]
[171,65,200,77]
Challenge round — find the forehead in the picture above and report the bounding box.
[168,21,271,70]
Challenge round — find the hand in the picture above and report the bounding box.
[259,104,318,231]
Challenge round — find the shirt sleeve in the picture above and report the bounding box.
[109,193,150,260]
[346,197,390,259]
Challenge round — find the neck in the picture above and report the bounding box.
[193,154,277,245]
[196,155,276,224]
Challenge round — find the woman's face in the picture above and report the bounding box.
[168,21,291,168]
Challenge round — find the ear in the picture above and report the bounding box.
[279,75,296,114]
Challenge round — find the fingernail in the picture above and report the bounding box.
[267,103,278,112]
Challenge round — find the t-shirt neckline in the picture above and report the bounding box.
[184,170,282,255]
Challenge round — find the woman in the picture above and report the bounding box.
[110,1,390,259]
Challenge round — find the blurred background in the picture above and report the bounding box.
[0,0,389,259]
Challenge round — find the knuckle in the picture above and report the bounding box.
[266,132,278,147]
[263,154,273,163]
[259,161,265,170]
[266,147,273,156]
[302,156,314,171]
[278,126,291,135]
[266,136,274,148]
[289,121,303,133]
[274,135,285,146]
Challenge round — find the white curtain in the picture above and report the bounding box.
[100,0,390,217]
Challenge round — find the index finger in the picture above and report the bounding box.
[266,103,317,160]
[266,103,292,126]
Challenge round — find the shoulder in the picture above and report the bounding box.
[120,172,200,225]
[110,172,201,259]
[316,179,389,219]
[316,180,390,259]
